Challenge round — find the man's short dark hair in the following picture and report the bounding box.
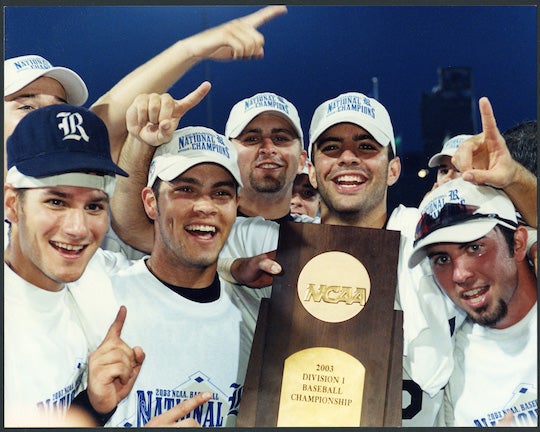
[502,120,537,177]
[496,224,516,257]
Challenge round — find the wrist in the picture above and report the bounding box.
[71,389,117,426]
[217,257,239,284]
[507,161,533,191]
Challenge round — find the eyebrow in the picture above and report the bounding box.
[169,178,236,189]
[317,135,344,145]
[353,132,377,141]
[426,238,486,257]
[43,189,109,202]
[212,180,237,189]
[239,127,297,137]
[14,93,68,104]
[317,132,379,145]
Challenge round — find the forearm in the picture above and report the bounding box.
[110,134,155,253]
[90,38,203,162]
[89,5,286,162]
[505,163,537,228]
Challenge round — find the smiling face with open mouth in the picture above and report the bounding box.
[146,163,238,282]
[310,122,400,226]
[232,113,304,196]
[4,185,109,292]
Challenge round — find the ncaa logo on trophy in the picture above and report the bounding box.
[297,251,371,323]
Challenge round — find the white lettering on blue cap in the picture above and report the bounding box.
[57,112,90,142]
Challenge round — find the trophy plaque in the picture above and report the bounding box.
[236,222,403,427]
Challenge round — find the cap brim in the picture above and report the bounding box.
[148,155,243,188]
[15,152,128,178]
[44,67,88,106]
[408,219,499,268]
[309,114,394,159]
[428,154,442,168]
[228,109,302,141]
[428,150,454,168]
[5,66,88,106]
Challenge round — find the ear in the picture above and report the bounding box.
[141,187,158,221]
[4,185,20,224]
[308,160,318,189]
[387,156,401,186]
[297,150,307,175]
[512,225,529,261]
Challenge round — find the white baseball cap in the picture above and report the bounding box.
[428,134,473,168]
[408,177,518,268]
[4,55,88,106]
[309,92,395,160]
[225,92,303,143]
[147,126,243,188]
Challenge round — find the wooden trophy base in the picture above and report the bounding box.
[237,222,402,427]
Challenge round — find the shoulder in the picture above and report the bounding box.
[222,216,280,258]
[388,204,420,234]
[90,248,139,275]
[233,215,279,231]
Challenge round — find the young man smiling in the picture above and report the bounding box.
[225,92,307,221]
[3,104,213,427]
[3,104,138,426]
[104,124,250,427]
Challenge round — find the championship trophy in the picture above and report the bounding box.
[237,222,403,427]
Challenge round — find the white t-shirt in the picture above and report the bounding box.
[219,216,279,341]
[68,248,134,348]
[3,248,132,426]
[4,263,89,426]
[100,224,147,261]
[444,303,538,427]
[105,259,249,428]
[388,205,467,426]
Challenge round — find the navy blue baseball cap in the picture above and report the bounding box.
[7,104,128,178]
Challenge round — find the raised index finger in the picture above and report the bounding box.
[173,81,212,119]
[104,305,127,340]
[478,96,499,140]
[240,5,288,28]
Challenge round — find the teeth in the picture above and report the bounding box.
[469,296,483,305]
[52,241,84,252]
[463,287,482,298]
[336,175,364,184]
[186,225,216,233]
[259,163,279,169]
[463,287,487,305]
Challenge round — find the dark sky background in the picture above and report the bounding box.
[4,4,537,209]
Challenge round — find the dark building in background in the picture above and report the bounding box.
[389,67,478,211]
[421,67,476,157]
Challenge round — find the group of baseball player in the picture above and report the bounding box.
[3,5,537,428]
